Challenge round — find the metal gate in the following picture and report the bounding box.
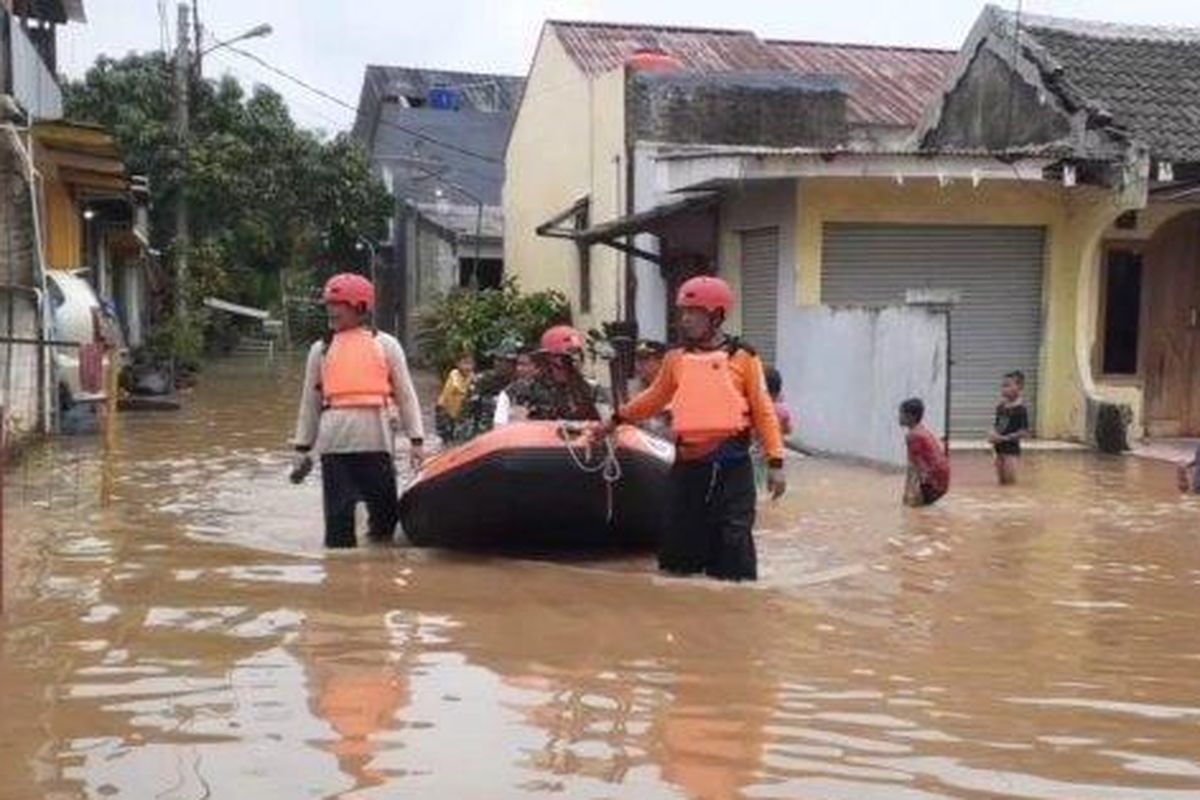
[821,223,1045,436]
[739,227,779,365]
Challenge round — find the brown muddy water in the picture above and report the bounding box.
[2,358,1199,800]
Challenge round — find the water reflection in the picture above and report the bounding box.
[0,358,1198,798]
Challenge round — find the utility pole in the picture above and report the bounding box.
[173,3,191,323]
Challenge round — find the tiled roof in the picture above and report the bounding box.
[767,41,955,127]
[1013,10,1200,161]
[548,21,954,129]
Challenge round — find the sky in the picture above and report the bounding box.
[58,0,1200,134]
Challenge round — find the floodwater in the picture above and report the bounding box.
[2,359,1199,800]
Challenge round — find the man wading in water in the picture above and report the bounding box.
[290,273,425,547]
[609,276,786,582]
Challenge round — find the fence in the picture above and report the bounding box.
[779,305,949,467]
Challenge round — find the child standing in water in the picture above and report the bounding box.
[765,368,794,437]
[1178,445,1200,494]
[899,398,949,507]
[989,371,1030,485]
[435,353,475,443]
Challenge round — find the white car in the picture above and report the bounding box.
[46,270,123,410]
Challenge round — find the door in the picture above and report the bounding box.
[739,227,780,366]
[822,223,1046,437]
[1143,211,1200,436]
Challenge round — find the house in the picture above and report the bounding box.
[352,66,524,350]
[34,120,151,349]
[505,9,1200,461]
[1,0,87,438]
[1,0,148,441]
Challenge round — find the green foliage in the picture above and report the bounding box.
[417,279,571,374]
[63,53,392,359]
[144,315,206,370]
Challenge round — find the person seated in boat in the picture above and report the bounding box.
[474,338,523,399]
[290,273,425,548]
[608,276,786,582]
[435,353,475,444]
[492,347,541,427]
[465,339,523,434]
[633,340,671,439]
[524,325,601,422]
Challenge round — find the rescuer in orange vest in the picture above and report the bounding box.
[291,273,425,548]
[612,276,785,581]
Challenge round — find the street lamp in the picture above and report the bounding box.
[199,23,273,57]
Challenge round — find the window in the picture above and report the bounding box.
[1101,247,1143,375]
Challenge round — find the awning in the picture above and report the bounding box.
[33,120,130,195]
[575,194,718,245]
[203,297,270,321]
[536,193,719,265]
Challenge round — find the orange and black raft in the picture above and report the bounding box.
[398,421,674,551]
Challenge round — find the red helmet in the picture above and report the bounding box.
[323,273,375,312]
[539,325,584,356]
[676,276,733,315]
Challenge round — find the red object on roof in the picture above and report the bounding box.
[549,21,955,129]
[768,41,956,128]
[626,46,684,73]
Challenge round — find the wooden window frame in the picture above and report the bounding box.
[1095,241,1146,383]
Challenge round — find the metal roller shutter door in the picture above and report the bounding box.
[739,227,780,365]
[821,223,1045,436]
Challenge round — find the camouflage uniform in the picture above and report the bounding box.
[524,371,601,422]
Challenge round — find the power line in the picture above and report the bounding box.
[223,44,502,164]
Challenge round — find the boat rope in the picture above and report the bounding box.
[559,422,623,523]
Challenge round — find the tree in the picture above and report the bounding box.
[63,53,392,360]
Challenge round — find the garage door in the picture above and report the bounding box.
[740,227,779,365]
[822,223,1045,437]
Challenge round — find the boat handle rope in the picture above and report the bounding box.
[559,422,623,523]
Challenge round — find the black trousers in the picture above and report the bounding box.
[662,457,758,582]
[320,452,399,548]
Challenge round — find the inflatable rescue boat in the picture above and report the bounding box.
[399,421,674,550]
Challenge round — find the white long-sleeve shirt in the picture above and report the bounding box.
[292,331,425,455]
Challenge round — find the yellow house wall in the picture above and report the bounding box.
[795,177,1130,440]
[583,68,627,332]
[504,30,592,307]
[43,175,82,270]
[1080,200,1200,438]
[503,28,628,333]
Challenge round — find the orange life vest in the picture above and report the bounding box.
[670,350,749,441]
[320,328,390,408]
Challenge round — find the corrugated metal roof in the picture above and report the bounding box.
[767,41,956,127]
[549,21,783,75]
[548,21,954,129]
